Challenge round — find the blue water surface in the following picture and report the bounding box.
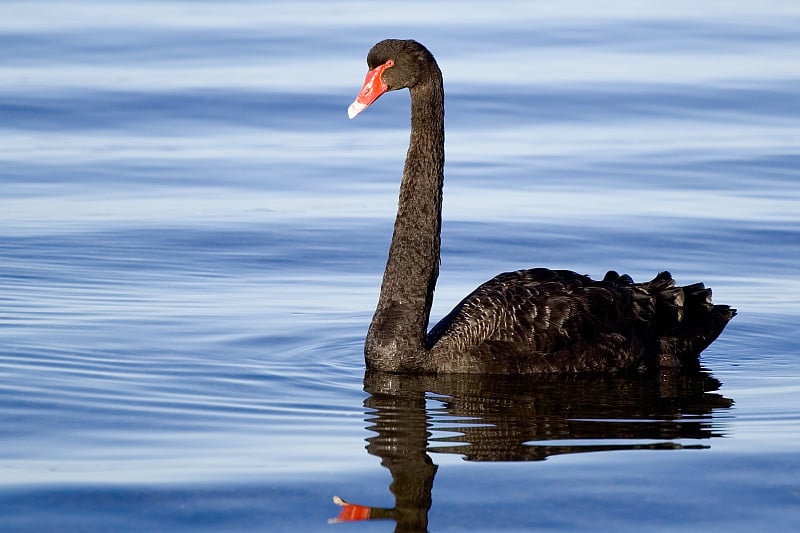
[2,1,799,531]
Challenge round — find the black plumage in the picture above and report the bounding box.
[349,39,735,374]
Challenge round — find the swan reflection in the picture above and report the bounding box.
[332,369,733,530]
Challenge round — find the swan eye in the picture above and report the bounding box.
[385,59,395,68]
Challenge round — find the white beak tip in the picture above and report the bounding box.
[348,101,367,119]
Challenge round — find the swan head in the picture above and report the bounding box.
[348,39,437,119]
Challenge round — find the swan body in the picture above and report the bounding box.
[349,39,735,374]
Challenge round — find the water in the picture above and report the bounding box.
[1,1,799,531]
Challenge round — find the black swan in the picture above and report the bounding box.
[348,39,735,374]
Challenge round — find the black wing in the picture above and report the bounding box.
[427,268,734,373]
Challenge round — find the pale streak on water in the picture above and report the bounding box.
[1,1,799,531]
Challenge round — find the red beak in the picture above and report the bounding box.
[348,61,393,119]
[329,496,372,523]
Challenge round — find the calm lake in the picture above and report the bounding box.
[2,1,799,531]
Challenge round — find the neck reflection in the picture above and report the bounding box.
[332,369,733,531]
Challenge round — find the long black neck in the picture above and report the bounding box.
[365,65,445,372]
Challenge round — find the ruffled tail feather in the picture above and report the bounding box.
[609,271,736,368]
